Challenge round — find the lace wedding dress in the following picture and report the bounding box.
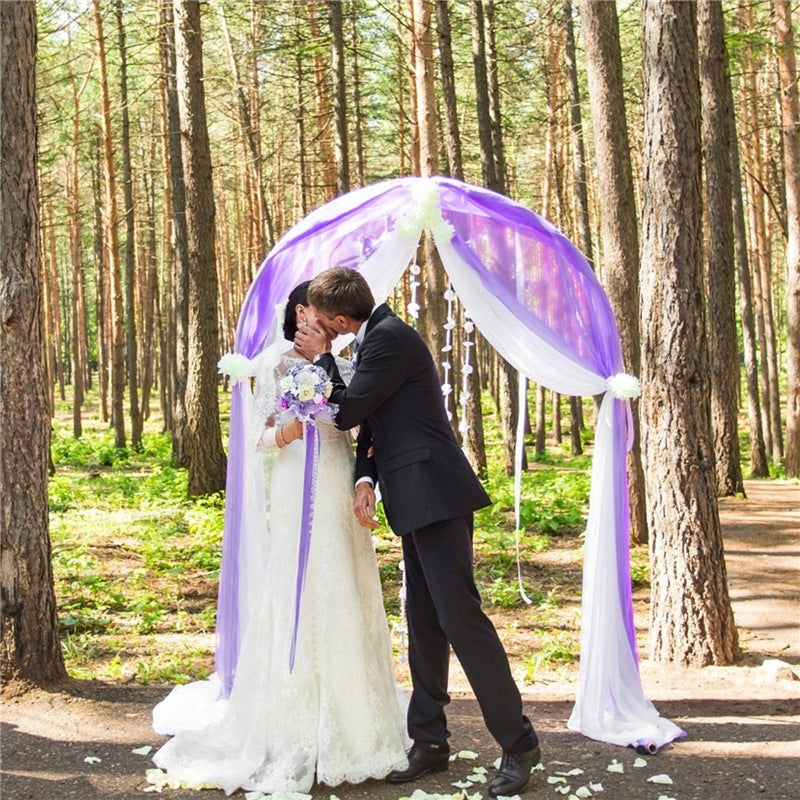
[152,354,409,795]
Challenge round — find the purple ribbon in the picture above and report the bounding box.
[289,420,320,672]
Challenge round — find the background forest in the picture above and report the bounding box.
[2,0,798,688]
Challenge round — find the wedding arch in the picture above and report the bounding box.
[216,176,683,751]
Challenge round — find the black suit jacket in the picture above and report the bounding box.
[316,303,490,535]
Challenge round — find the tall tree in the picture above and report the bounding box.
[579,0,648,543]
[640,0,738,665]
[435,0,487,476]
[174,0,226,496]
[160,0,190,466]
[471,0,524,476]
[412,0,447,370]
[350,2,367,187]
[329,0,350,195]
[1,0,67,685]
[698,0,744,496]
[727,68,769,477]
[116,0,142,450]
[775,0,800,477]
[93,0,126,448]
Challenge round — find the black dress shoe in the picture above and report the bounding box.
[488,743,541,798]
[386,741,450,784]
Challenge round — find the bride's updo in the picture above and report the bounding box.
[283,280,311,341]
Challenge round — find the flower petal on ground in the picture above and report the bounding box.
[647,774,674,785]
[633,757,647,768]
[606,759,624,773]
[588,782,604,792]
[575,787,592,798]
[456,750,480,760]
[452,780,474,789]
[548,776,567,784]
[132,746,153,756]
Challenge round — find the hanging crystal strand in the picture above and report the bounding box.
[441,285,456,420]
[459,315,475,438]
[396,560,408,663]
[407,257,421,321]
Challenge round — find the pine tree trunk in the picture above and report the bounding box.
[92,136,110,423]
[68,146,84,439]
[115,0,142,450]
[306,1,337,203]
[579,0,648,543]
[174,0,226,497]
[640,0,738,666]
[698,0,744,496]
[0,0,67,685]
[412,0,447,386]
[350,1,367,186]
[94,0,126,449]
[728,73,769,477]
[484,0,505,189]
[435,0,463,181]
[329,0,350,196]
[45,200,65,402]
[161,0,189,466]
[775,0,800,477]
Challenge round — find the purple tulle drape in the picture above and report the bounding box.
[215,176,639,729]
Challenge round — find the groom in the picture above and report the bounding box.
[295,267,540,798]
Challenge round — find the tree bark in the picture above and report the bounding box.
[728,73,769,477]
[94,0,126,449]
[329,0,350,196]
[350,1,367,186]
[640,0,738,666]
[579,0,648,543]
[174,0,226,496]
[115,0,142,450]
[435,0,463,181]
[775,1,800,477]
[0,0,67,685]
[161,0,189,465]
[698,0,744,496]
[412,0,447,381]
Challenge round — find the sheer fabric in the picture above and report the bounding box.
[154,354,408,794]
[217,176,683,751]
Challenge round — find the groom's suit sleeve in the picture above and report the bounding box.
[316,325,405,431]
[354,419,378,485]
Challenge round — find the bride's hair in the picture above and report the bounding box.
[283,280,311,341]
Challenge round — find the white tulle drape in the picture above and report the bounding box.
[215,176,683,753]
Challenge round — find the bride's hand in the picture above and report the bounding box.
[279,418,304,446]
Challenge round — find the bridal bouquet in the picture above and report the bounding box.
[278,363,334,422]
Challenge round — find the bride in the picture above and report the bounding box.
[151,281,409,794]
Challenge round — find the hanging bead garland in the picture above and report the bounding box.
[407,258,421,320]
[459,316,475,437]
[440,285,457,420]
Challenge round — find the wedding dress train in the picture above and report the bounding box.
[152,355,409,795]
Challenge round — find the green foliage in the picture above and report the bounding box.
[521,631,579,683]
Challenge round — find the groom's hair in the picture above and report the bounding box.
[308,267,374,321]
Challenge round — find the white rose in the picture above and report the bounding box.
[298,385,315,402]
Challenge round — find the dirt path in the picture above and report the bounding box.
[3,480,798,800]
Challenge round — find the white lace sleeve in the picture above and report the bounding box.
[334,355,356,387]
[249,352,285,453]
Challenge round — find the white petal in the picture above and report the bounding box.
[647,774,674,785]
[633,757,647,768]
[470,766,488,774]
[557,768,584,776]
[656,795,677,800]
[575,787,592,798]
[493,757,502,769]
[555,786,572,795]
[84,756,101,764]
[589,782,604,792]
[132,745,153,756]
[547,776,567,784]
[452,780,474,788]
[606,760,624,773]
[467,773,487,783]
[456,749,479,760]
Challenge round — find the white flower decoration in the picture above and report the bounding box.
[217,352,255,385]
[606,372,641,399]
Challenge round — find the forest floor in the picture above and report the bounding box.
[2,479,798,800]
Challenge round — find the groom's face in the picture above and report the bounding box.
[310,306,350,338]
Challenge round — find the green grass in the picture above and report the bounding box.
[49,387,595,683]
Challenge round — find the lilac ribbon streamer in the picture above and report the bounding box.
[289,420,320,672]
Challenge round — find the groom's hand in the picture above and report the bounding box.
[354,482,380,530]
[294,321,331,361]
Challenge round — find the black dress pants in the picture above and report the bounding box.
[401,514,537,753]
